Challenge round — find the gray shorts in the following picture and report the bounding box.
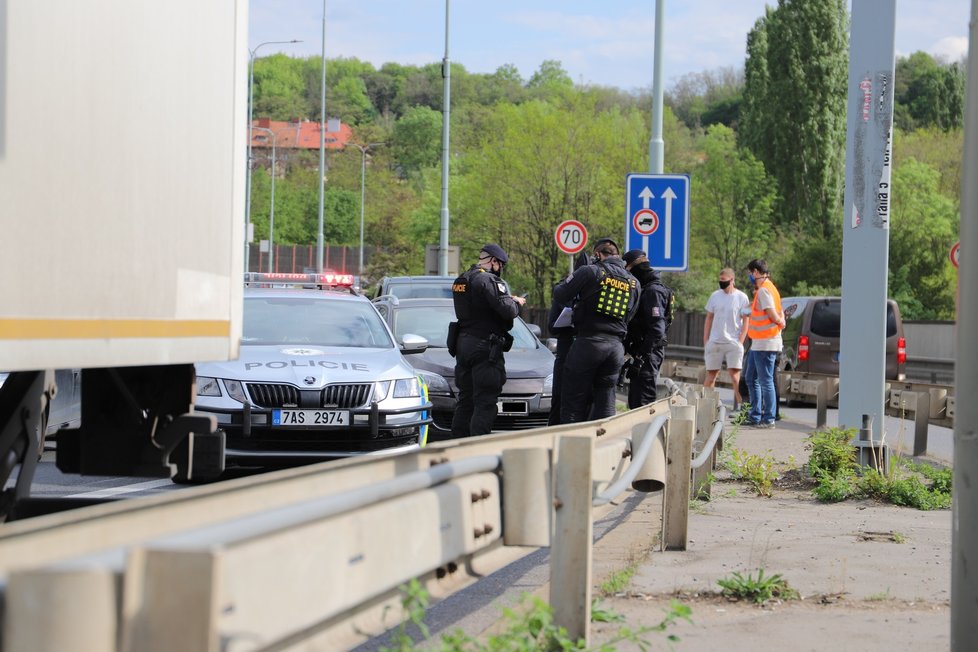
[705,341,744,371]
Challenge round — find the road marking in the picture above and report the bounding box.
[66,478,173,498]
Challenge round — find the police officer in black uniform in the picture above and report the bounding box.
[622,249,675,408]
[546,251,589,425]
[552,238,640,424]
[450,244,526,437]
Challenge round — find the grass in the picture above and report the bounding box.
[380,580,693,651]
[806,427,953,510]
[598,565,637,596]
[717,569,800,604]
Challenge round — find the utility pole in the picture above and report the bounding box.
[648,0,665,175]
[316,0,328,273]
[438,0,451,276]
[952,3,978,648]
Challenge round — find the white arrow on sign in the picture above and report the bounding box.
[661,186,677,259]
[639,187,654,251]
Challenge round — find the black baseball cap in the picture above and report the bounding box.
[480,243,509,264]
[593,238,620,255]
[623,249,648,266]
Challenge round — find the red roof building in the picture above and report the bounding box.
[250,118,352,151]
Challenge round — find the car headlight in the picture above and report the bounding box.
[417,370,451,396]
[225,379,248,403]
[542,373,554,397]
[374,380,392,401]
[197,376,221,397]
[393,377,421,398]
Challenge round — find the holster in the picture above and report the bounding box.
[488,334,505,362]
[447,321,460,358]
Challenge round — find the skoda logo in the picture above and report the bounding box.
[304,376,317,385]
[281,347,325,356]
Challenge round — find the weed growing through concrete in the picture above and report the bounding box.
[380,580,692,651]
[599,565,637,596]
[724,448,779,497]
[806,427,952,509]
[717,569,800,604]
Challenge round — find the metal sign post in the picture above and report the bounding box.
[838,1,896,442]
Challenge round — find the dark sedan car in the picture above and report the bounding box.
[372,297,554,438]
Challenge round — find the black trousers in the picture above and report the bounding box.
[451,334,506,437]
[548,333,574,426]
[560,335,624,424]
[627,344,666,409]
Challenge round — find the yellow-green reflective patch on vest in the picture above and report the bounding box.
[595,276,632,318]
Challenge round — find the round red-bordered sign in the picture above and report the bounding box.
[633,209,659,236]
[555,219,588,254]
[950,241,960,269]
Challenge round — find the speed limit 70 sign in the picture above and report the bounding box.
[555,220,588,254]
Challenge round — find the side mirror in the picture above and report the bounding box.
[526,323,542,338]
[400,333,428,355]
[545,338,558,353]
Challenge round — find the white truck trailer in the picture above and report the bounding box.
[0,0,247,519]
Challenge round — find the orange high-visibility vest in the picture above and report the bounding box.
[748,279,782,340]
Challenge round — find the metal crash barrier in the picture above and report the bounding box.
[0,390,725,651]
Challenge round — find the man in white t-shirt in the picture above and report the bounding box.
[703,267,750,408]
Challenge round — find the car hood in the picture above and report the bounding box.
[196,344,415,386]
[405,346,554,380]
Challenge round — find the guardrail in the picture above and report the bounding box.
[665,345,955,386]
[661,348,955,458]
[0,391,726,651]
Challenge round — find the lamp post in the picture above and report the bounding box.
[246,39,300,273]
[252,127,278,273]
[348,142,385,280]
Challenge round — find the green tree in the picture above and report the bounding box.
[526,60,574,102]
[740,0,849,238]
[895,52,966,132]
[690,124,778,271]
[252,54,312,120]
[887,158,958,319]
[455,96,647,304]
[391,106,443,178]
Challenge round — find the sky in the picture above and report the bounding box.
[249,1,971,92]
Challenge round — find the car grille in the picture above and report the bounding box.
[322,383,373,408]
[247,383,300,408]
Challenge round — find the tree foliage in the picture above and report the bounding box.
[242,18,962,320]
[739,0,849,238]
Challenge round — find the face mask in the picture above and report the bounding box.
[748,273,756,285]
[719,279,731,290]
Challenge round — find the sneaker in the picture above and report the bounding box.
[754,421,775,429]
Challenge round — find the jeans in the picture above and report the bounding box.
[745,349,778,424]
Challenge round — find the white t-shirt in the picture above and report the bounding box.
[705,289,750,345]
[750,286,783,352]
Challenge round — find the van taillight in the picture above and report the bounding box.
[897,336,906,364]
[798,335,809,361]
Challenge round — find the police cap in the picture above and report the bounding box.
[623,249,648,266]
[480,243,509,264]
[593,238,620,256]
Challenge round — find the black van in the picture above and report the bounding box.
[780,296,906,381]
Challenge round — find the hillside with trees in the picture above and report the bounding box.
[246,0,964,319]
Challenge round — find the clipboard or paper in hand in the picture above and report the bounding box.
[552,306,573,329]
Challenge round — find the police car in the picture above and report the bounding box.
[190,272,432,479]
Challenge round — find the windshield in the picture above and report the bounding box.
[393,305,539,350]
[243,296,394,348]
[388,282,454,299]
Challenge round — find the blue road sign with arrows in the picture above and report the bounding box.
[625,173,690,272]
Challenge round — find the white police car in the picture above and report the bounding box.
[191,273,431,479]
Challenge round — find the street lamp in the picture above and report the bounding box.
[246,39,301,273]
[252,126,278,273]
[348,142,386,280]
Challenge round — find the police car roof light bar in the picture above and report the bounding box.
[243,272,355,289]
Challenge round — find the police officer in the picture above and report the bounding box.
[546,251,589,425]
[622,249,674,408]
[450,244,526,437]
[553,238,640,424]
